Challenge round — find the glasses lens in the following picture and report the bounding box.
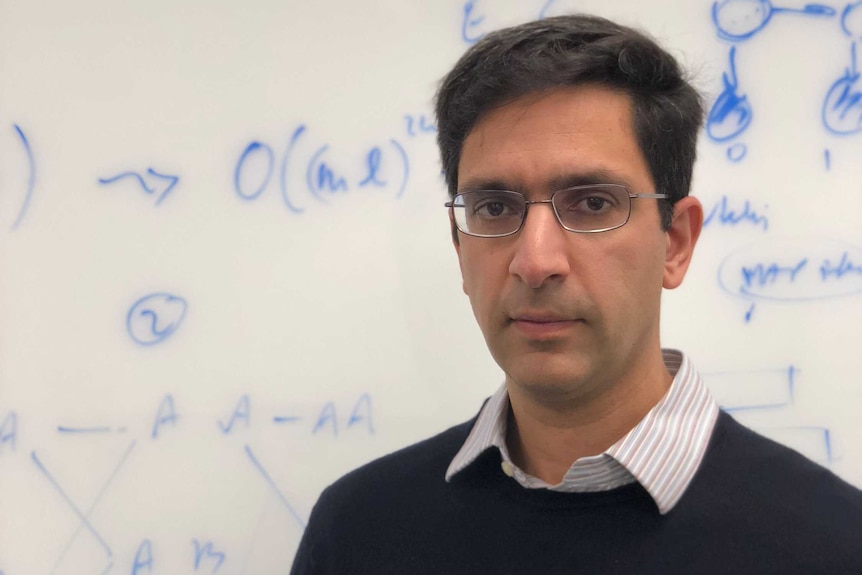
[452,191,526,237]
[552,185,630,232]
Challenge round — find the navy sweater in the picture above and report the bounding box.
[291,411,862,574]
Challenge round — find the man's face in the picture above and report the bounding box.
[454,86,685,406]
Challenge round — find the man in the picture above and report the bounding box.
[291,15,862,574]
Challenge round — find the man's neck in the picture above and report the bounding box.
[505,352,673,486]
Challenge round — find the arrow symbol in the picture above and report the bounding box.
[99,167,180,206]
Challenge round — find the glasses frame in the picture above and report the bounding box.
[444,184,668,238]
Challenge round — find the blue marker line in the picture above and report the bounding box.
[126,292,188,346]
[726,142,747,162]
[772,3,835,17]
[273,416,302,424]
[48,441,137,573]
[461,0,486,44]
[148,168,179,205]
[358,147,387,188]
[823,428,833,463]
[841,2,862,36]
[11,124,35,231]
[707,47,753,143]
[31,451,113,559]
[744,302,755,322]
[280,125,307,214]
[770,426,833,463]
[98,168,179,206]
[100,172,147,190]
[99,562,113,575]
[712,0,835,41]
[234,141,274,201]
[193,540,226,573]
[723,401,791,412]
[243,445,306,528]
[538,0,555,18]
[57,426,113,434]
[787,365,797,402]
[703,195,769,231]
[820,251,862,280]
[390,138,409,198]
[740,259,808,291]
[305,145,348,202]
[822,41,862,135]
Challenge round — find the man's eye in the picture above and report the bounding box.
[475,201,509,216]
[561,192,618,214]
[472,196,520,217]
[582,196,612,212]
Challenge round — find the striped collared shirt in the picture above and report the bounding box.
[445,349,719,514]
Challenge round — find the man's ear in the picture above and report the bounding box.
[663,196,703,289]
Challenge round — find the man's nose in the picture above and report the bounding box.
[508,203,571,289]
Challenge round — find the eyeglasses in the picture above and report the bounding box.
[444,184,667,238]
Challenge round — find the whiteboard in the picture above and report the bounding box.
[1,0,860,572]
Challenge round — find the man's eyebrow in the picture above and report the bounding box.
[546,169,631,190]
[456,178,518,193]
[457,169,632,194]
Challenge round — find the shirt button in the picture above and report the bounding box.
[500,460,514,477]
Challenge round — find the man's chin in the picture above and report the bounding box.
[503,361,597,404]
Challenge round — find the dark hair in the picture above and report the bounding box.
[435,14,704,230]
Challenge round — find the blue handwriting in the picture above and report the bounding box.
[538,0,556,19]
[57,426,126,434]
[822,41,862,134]
[841,1,862,37]
[218,394,250,434]
[741,259,808,291]
[10,124,36,230]
[127,293,188,346]
[719,239,862,303]
[712,0,835,41]
[47,441,136,574]
[243,445,306,528]
[234,125,409,213]
[31,451,114,560]
[0,410,17,453]
[703,195,769,230]
[216,394,374,436]
[192,540,226,574]
[461,0,486,44]
[820,251,862,279]
[404,114,437,137]
[132,539,153,574]
[152,395,179,439]
[707,47,753,148]
[99,168,179,206]
[310,394,374,437]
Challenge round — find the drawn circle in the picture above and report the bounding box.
[841,2,862,38]
[822,76,862,135]
[713,0,772,40]
[126,293,188,346]
[234,141,274,201]
[726,143,748,162]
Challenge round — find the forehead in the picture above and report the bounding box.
[457,86,653,194]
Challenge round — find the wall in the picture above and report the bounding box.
[1,0,860,572]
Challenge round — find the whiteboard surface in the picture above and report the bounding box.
[1,0,861,572]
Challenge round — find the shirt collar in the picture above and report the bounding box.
[445,350,719,514]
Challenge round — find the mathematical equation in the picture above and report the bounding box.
[707,0,862,164]
[0,392,372,574]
